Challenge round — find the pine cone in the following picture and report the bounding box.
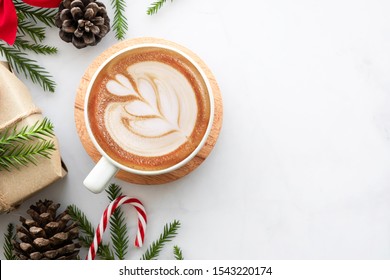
[13,200,80,260]
[55,0,111,49]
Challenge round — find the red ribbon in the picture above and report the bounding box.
[0,0,62,45]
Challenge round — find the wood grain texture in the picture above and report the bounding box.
[74,37,223,185]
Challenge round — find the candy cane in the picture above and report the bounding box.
[86,196,147,260]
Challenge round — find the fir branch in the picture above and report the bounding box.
[173,245,184,260]
[0,140,55,171]
[106,183,123,202]
[14,37,58,55]
[67,205,95,237]
[67,205,115,260]
[97,243,115,260]
[0,118,54,146]
[106,183,129,260]
[111,0,128,40]
[14,0,57,27]
[141,220,181,260]
[17,20,46,43]
[147,0,173,15]
[109,206,129,259]
[0,42,56,92]
[0,118,56,171]
[3,224,16,260]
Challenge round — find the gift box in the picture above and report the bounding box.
[0,62,67,213]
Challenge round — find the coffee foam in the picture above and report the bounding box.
[104,61,198,157]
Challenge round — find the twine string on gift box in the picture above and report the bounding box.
[0,107,42,132]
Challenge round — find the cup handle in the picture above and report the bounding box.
[83,157,118,194]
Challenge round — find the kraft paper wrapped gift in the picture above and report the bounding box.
[0,62,67,213]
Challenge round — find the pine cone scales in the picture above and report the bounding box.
[55,0,110,49]
[13,200,80,260]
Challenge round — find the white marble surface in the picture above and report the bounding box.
[1,0,390,259]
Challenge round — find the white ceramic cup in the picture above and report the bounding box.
[83,43,214,193]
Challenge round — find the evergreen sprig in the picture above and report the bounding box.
[111,0,128,40]
[0,2,57,92]
[67,204,115,260]
[0,118,54,146]
[3,224,16,260]
[0,140,55,171]
[106,183,123,202]
[141,220,181,260]
[106,183,129,260]
[17,20,46,44]
[0,42,56,92]
[147,0,174,15]
[14,0,57,27]
[0,118,56,171]
[13,37,58,55]
[173,245,184,260]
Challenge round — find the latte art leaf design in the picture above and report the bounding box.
[106,74,182,139]
[106,74,137,97]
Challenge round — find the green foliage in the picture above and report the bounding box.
[0,1,57,92]
[173,245,184,260]
[3,224,16,260]
[0,140,55,171]
[147,0,174,15]
[14,0,57,27]
[0,118,56,171]
[0,118,54,145]
[111,0,128,40]
[13,37,57,55]
[17,20,46,44]
[67,204,115,260]
[106,184,129,260]
[106,183,123,202]
[0,42,56,92]
[141,220,181,260]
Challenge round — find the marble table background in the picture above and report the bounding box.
[1,0,390,259]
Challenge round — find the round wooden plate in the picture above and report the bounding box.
[74,37,223,185]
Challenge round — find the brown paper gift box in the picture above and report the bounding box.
[0,62,67,213]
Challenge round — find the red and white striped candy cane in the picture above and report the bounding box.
[86,196,147,260]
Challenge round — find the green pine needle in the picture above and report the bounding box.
[106,183,123,202]
[147,0,174,15]
[0,1,57,92]
[67,204,115,260]
[173,245,184,260]
[141,220,181,260]
[97,243,116,260]
[0,140,55,171]
[0,42,56,92]
[109,206,130,260]
[14,0,57,27]
[111,0,128,40]
[78,235,114,260]
[0,118,54,146]
[14,37,58,55]
[106,184,129,260]
[17,20,46,44]
[3,224,16,260]
[67,205,95,237]
[0,118,56,171]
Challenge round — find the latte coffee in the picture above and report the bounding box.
[87,46,212,172]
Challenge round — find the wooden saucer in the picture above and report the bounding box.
[74,37,223,185]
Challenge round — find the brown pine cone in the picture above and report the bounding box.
[13,200,80,260]
[55,0,111,49]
